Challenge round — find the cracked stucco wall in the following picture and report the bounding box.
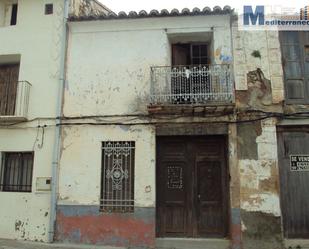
[232,22,284,104]
[64,15,232,117]
[237,118,282,249]
[232,19,284,248]
[58,125,156,207]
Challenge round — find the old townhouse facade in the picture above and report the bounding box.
[0,1,309,249]
[0,0,109,243]
[55,5,309,249]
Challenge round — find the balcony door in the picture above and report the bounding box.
[171,44,210,103]
[0,64,19,115]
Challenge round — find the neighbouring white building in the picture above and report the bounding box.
[0,0,109,243]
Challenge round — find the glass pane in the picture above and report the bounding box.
[192,58,200,65]
[200,57,208,64]
[200,45,208,56]
[192,45,200,57]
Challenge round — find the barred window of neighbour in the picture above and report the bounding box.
[0,152,34,192]
[101,141,135,212]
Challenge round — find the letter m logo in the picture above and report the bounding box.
[243,6,265,25]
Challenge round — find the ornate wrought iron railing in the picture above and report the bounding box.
[150,64,234,105]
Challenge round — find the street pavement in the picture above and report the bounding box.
[0,239,126,249]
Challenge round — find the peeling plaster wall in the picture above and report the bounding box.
[60,16,233,246]
[65,15,232,117]
[58,125,156,207]
[0,0,65,242]
[231,19,284,243]
[231,19,286,248]
[232,23,284,104]
[237,118,282,249]
[59,14,236,247]
[57,125,156,246]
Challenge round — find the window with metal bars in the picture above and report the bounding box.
[100,141,135,212]
[0,152,34,192]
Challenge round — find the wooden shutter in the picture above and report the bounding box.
[0,64,19,115]
[277,130,309,238]
[280,31,309,104]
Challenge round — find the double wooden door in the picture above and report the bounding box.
[156,136,229,238]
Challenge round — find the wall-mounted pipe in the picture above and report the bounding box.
[48,0,69,243]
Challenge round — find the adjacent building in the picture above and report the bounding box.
[0,0,109,242]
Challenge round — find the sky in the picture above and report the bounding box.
[98,0,307,14]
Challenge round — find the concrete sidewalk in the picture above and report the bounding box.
[0,239,126,249]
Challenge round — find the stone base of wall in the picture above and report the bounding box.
[56,205,155,248]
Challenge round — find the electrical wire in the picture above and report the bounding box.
[1,109,309,129]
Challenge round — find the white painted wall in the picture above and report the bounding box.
[61,14,233,209]
[0,127,55,241]
[64,15,232,117]
[59,125,156,207]
[0,0,65,242]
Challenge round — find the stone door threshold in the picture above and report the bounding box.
[156,238,230,249]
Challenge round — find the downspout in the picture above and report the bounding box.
[48,0,69,243]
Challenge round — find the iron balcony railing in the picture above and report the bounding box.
[0,81,31,118]
[150,64,234,105]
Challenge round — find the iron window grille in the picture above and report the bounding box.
[0,152,34,192]
[101,141,135,212]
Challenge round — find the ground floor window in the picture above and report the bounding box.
[100,141,135,212]
[0,152,34,192]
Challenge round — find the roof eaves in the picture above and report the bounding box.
[69,5,234,21]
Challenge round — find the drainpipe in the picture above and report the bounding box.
[48,0,69,243]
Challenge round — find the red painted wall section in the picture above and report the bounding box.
[56,207,156,248]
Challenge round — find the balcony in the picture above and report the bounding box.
[149,64,234,113]
[0,81,31,122]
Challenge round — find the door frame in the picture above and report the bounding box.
[155,135,230,238]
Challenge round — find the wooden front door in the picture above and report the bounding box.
[156,136,229,238]
[277,127,309,238]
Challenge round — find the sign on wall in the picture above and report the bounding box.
[290,155,309,171]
